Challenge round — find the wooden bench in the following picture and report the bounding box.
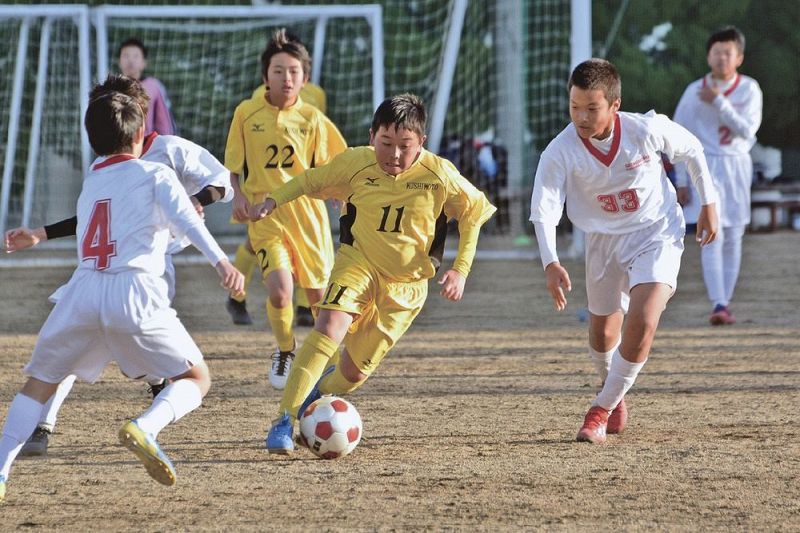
[750,197,800,232]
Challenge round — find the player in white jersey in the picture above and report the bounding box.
[529,59,719,444]
[3,75,233,457]
[673,26,763,326]
[0,89,244,501]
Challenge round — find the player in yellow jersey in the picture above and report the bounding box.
[253,93,497,454]
[225,29,346,390]
[226,35,346,329]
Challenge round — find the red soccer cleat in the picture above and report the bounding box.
[709,304,736,326]
[607,398,628,434]
[576,405,610,444]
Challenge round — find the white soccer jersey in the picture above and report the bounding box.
[673,74,762,226]
[530,111,718,235]
[141,133,233,255]
[76,155,227,277]
[673,74,762,157]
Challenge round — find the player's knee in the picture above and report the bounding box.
[340,354,367,383]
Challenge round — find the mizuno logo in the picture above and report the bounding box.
[251,123,265,132]
[365,177,380,186]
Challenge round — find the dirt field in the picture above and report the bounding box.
[0,232,798,530]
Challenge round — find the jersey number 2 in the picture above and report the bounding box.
[718,126,733,145]
[597,189,640,213]
[81,199,117,270]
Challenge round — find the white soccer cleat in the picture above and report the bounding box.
[269,348,295,390]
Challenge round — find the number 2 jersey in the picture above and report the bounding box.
[77,156,226,276]
[269,146,497,283]
[530,111,718,235]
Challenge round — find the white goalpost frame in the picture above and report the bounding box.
[92,4,385,112]
[0,4,91,237]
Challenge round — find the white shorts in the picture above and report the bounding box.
[26,269,203,384]
[585,217,685,316]
[680,153,751,226]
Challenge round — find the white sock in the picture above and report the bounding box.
[588,339,620,383]
[39,375,77,432]
[134,379,202,438]
[722,225,744,304]
[0,394,45,479]
[701,225,727,306]
[593,349,646,411]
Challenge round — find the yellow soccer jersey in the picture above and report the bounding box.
[251,82,327,114]
[270,146,496,282]
[224,94,345,198]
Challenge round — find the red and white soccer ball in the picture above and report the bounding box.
[298,396,362,459]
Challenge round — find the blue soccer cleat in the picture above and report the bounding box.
[266,413,294,454]
[119,420,176,486]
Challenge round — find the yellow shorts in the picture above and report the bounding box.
[247,195,334,289]
[318,245,428,375]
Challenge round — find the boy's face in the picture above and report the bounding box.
[369,124,426,176]
[264,52,307,109]
[119,46,146,80]
[707,41,743,80]
[569,86,620,140]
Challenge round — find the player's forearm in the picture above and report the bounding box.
[192,185,226,207]
[267,177,305,206]
[44,216,78,240]
[229,172,243,194]
[684,154,719,206]
[183,223,228,266]
[713,95,761,140]
[451,224,481,277]
[533,221,558,270]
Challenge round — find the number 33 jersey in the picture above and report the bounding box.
[530,111,717,235]
[273,146,496,283]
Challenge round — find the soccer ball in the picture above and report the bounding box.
[298,396,362,459]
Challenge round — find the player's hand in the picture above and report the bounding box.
[544,261,571,311]
[215,259,245,297]
[4,226,47,253]
[696,203,718,246]
[231,192,251,222]
[699,85,719,104]
[250,198,277,221]
[438,269,466,301]
[676,187,691,206]
[190,196,205,219]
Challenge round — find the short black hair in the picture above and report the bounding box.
[706,26,745,54]
[568,58,621,104]
[370,93,427,138]
[90,74,151,121]
[85,91,143,155]
[118,38,147,58]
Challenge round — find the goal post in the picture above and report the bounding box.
[0,5,91,237]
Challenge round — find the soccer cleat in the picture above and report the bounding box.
[295,305,315,327]
[607,398,628,434]
[266,413,294,454]
[146,379,168,399]
[709,304,736,326]
[19,426,51,457]
[269,349,295,390]
[576,405,610,444]
[225,297,253,326]
[0,475,6,502]
[118,421,176,486]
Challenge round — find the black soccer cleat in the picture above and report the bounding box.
[19,426,51,457]
[147,379,168,399]
[226,297,253,326]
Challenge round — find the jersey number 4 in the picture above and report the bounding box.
[596,189,640,213]
[81,199,117,270]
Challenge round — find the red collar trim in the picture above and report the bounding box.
[142,132,158,155]
[579,114,621,167]
[92,154,136,171]
[702,73,741,96]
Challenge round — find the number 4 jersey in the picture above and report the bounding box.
[530,111,718,235]
[78,156,226,275]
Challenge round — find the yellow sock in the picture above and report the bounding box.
[319,364,364,395]
[231,244,257,302]
[296,287,310,308]
[267,300,294,352]
[278,330,339,421]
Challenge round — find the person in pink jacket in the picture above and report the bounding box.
[118,37,176,135]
